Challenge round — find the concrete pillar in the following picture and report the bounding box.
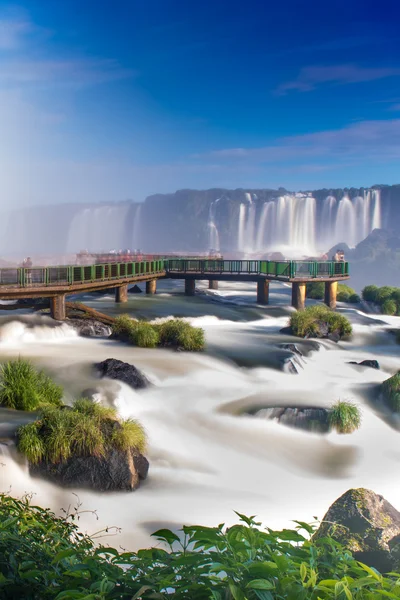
[115,284,128,303]
[257,279,270,305]
[209,280,218,290]
[291,282,306,311]
[146,280,157,294]
[50,294,66,320]
[324,280,338,309]
[185,279,196,296]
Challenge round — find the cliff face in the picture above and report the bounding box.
[1,185,400,257]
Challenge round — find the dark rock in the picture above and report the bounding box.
[95,358,149,389]
[327,331,341,343]
[278,343,303,356]
[348,360,380,369]
[29,448,149,492]
[283,358,298,374]
[129,285,143,294]
[253,405,330,433]
[279,326,293,335]
[68,318,112,338]
[308,320,329,338]
[314,488,400,573]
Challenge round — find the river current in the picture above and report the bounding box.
[1,279,399,550]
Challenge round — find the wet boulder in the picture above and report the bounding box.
[348,359,380,369]
[129,285,143,294]
[95,358,150,389]
[314,488,400,573]
[68,318,112,338]
[278,343,303,356]
[252,406,330,433]
[29,448,149,492]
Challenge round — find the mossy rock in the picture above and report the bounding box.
[314,488,400,573]
[382,371,400,412]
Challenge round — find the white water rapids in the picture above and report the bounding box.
[1,280,400,551]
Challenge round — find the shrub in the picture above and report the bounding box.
[289,305,352,339]
[158,319,205,350]
[337,284,359,303]
[362,284,379,302]
[306,281,324,299]
[0,359,63,411]
[376,286,396,305]
[382,372,400,412]
[129,322,160,348]
[17,399,147,465]
[112,314,137,338]
[2,493,400,599]
[328,400,361,434]
[382,299,397,315]
[348,293,361,303]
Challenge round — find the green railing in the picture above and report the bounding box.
[166,259,349,279]
[0,259,349,287]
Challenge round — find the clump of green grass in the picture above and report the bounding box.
[382,372,400,412]
[362,284,379,302]
[328,400,361,434]
[337,283,359,303]
[112,314,137,339]
[0,359,63,411]
[130,322,160,348]
[157,318,205,351]
[289,305,352,339]
[17,398,147,465]
[382,299,397,315]
[348,293,361,303]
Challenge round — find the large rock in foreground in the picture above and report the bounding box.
[251,406,329,433]
[315,488,400,572]
[29,448,149,491]
[95,358,149,389]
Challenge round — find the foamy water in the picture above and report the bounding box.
[1,280,400,550]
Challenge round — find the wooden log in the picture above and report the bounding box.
[65,302,116,325]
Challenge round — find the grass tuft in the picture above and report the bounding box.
[0,359,63,411]
[112,316,205,351]
[328,400,361,434]
[289,305,352,339]
[111,418,147,454]
[382,372,400,412]
[130,322,160,348]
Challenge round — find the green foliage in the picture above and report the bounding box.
[361,284,379,302]
[376,286,396,305]
[289,305,352,339]
[130,322,160,348]
[157,319,205,351]
[113,316,205,351]
[306,282,324,299]
[382,299,397,315]
[348,293,361,303]
[382,372,400,412]
[2,493,400,599]
[17,399,147,465]
[111,418,147,454]
[0,359,63,411]
[337,284,358,303]
[328,401,362,434]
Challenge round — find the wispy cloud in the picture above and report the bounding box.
[0,18,32,49]
[388,103,400,111]
[276,64,400,94]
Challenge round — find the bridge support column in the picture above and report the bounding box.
[185,279,196,296]
[115,284,128,303]
[209,280,218,290]
[291,282,306,311]
[50,294,66,321]
[324,281,338,309]
[257,280,269,305]
[146,280,157,294]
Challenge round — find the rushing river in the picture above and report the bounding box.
[1,279,400,550]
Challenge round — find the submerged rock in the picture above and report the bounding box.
[253,406,330,433]
[278,343,303,356]
[314,488,400,573]
[129,284,143,294]
[29,448,149,492]
[68,318,112,338]
[95,358,150,389]
[348,359,380,369]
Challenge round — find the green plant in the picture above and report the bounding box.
[2,492,400,599]
[112,314,137,338]
[306,281,324,299]
[348,293,361,303]
[362,284,379,302]
[382,299,397,315]
[328,400,361,434]
[0,359,63,411]
[289,305,352,339]
[158,319,205,350]
[17,400,147,465]
[376,286,396,305]
[130,322,160,348]
[111,418,147,453]
[382,372,400,412]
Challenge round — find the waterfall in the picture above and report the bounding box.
[371,189,381,230]
[208,200,220,250]
[237,203,247,252]
[132,204,142,250]
[335,196,357,247]
[66,204,130,253]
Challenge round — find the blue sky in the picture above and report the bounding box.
[1,0,400,205]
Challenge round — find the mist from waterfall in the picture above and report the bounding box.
[132,204,142,250]
[66,204,130,253]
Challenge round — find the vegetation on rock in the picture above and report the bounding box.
[362,284,400,315]
[289,305,352,339]
[328,400,362,434]
[306,282,360,303]
[382,371,400,412]
[2,492,400,599]
[17,399,147,465]
[0,359,63,411]
[112,315,205,350]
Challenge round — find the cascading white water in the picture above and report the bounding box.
[132,204,142,250]
[371,189,382,230]
[208,200,220,250]
[335,195,357,247]
[238,203,246,252]
[66,204,130,252]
